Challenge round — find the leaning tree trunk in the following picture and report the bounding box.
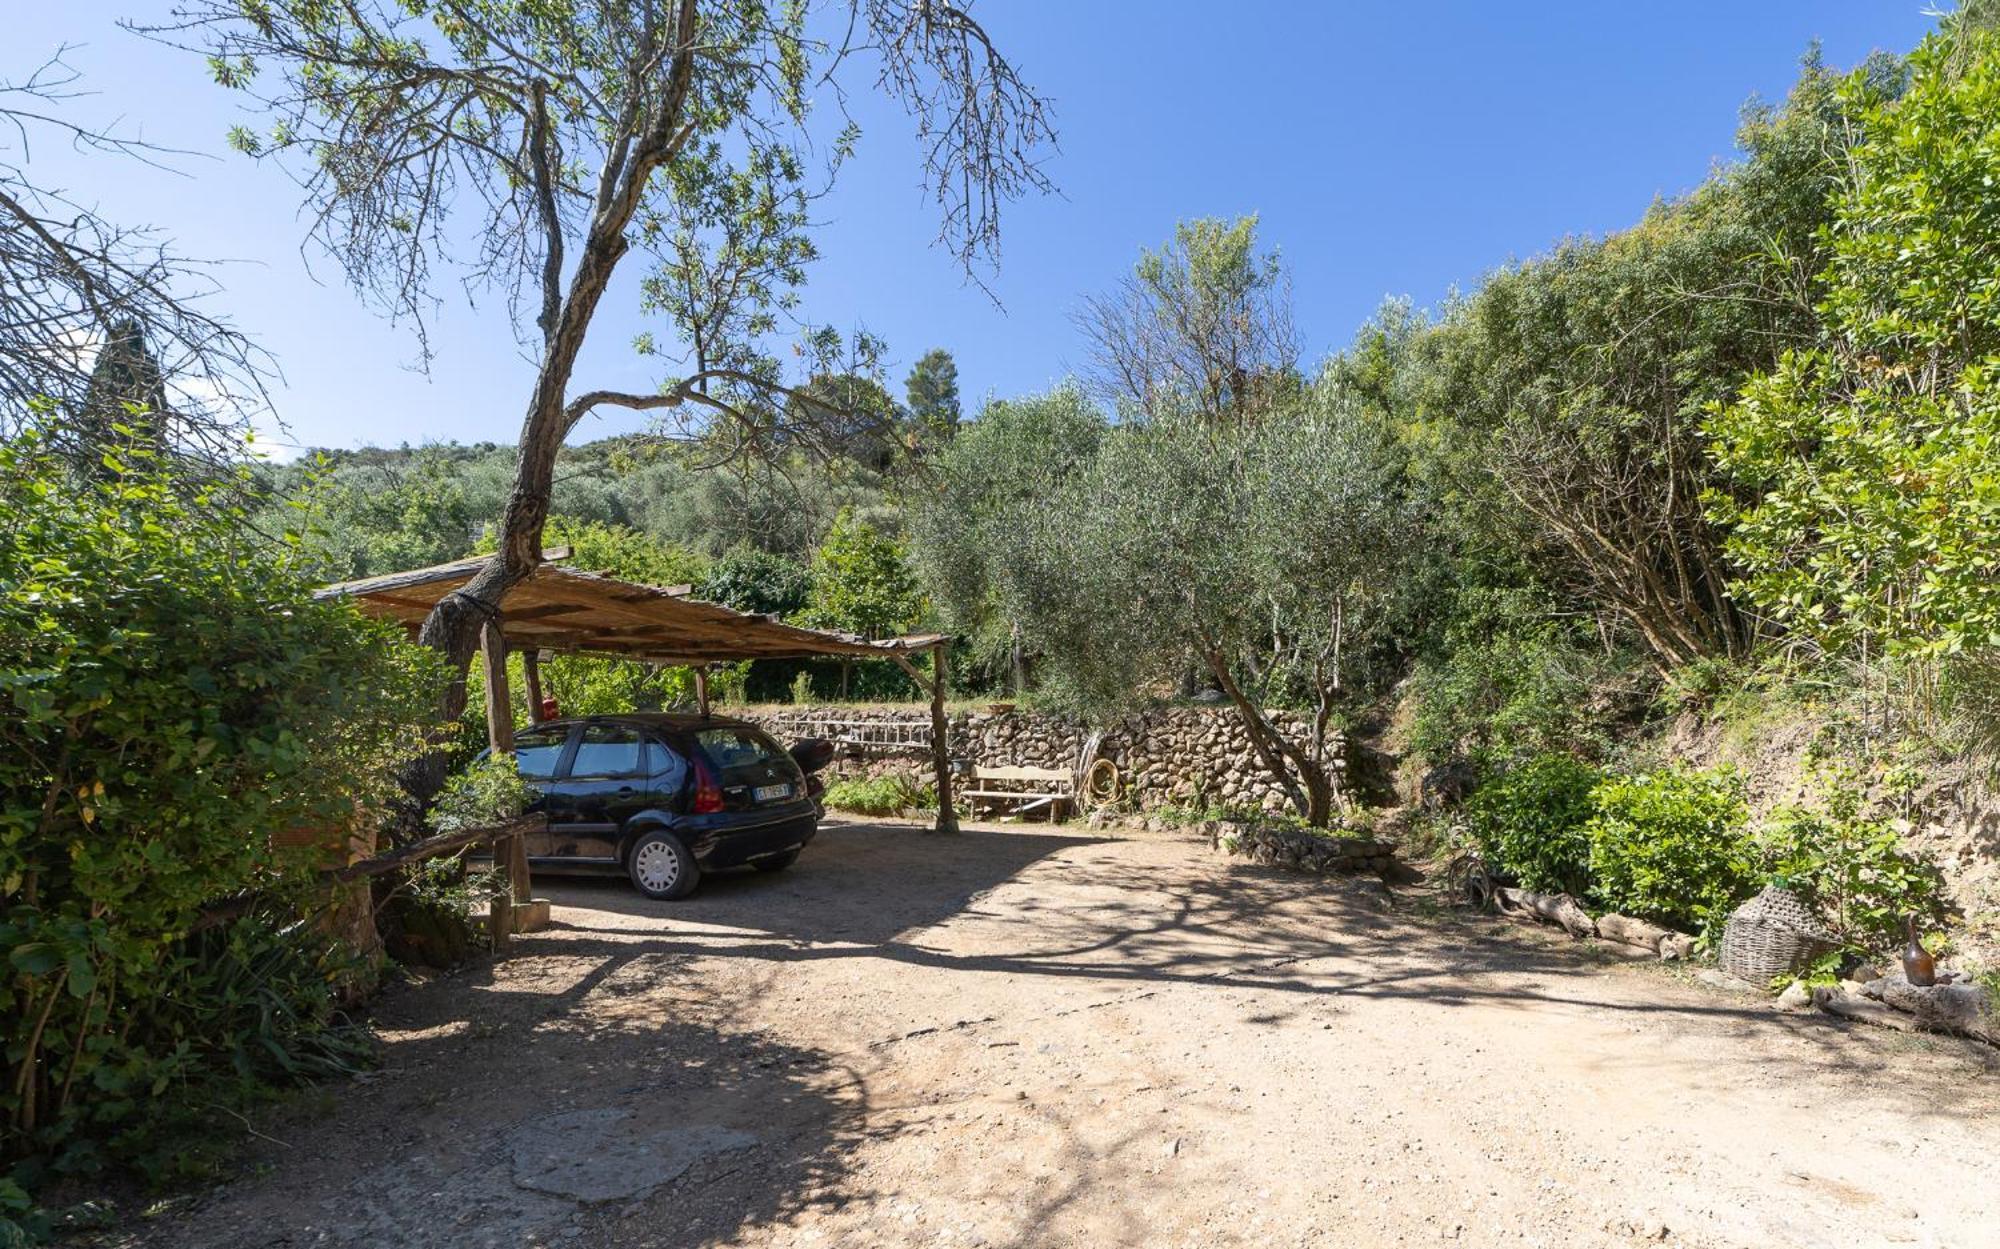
[396,6,701,828]
[1200,645,1336,827]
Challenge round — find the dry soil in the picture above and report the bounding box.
[125,820,2000,1248]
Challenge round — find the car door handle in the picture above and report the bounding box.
[617,785,637,795]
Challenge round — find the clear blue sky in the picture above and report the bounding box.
[13,2,1942,456]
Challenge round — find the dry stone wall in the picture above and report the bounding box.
[734,703,1345,815]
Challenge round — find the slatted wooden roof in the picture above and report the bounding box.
[317,550,945,664]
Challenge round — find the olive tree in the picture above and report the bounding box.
[156,0,1053,805]
[1005,379,1412,827]
[908,384,1106,692]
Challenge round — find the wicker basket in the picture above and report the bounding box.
[1719,885,1838,983]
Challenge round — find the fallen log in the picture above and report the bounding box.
[1594,912,1671,952]
[1494,886,1597,938]
[1593,913,1697,961]
[1867,974,2000,1045]
[1814,986,1919,1033]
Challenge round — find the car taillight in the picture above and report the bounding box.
[691,757,723,814]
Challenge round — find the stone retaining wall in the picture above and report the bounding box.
[734,704,1345,815]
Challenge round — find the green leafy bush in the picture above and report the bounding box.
[822,774,935,816]
[1466,754,1602,896]
[1760,776,1949,953]
[1707,16,2000,690]
[1585,766,1755,936]
[430,755,531,836]
[1407,590,1619,769]
[0,425,438,1195]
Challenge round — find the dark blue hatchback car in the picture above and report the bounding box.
[495,713,824,900]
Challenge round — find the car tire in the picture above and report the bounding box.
[627,829,700,900]
[752,849,800,874]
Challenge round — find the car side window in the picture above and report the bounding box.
[647,738,689,790]
[567,725,646,779]
[513,727,570,781]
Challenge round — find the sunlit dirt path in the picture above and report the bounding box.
[130,820,2000,1249]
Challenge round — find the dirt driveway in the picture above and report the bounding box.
[131,820,1999,1249]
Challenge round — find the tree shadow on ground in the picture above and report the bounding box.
[129,819,2000,1249]
[130,951,885,1248]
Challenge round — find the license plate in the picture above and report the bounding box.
[753,783,792,803]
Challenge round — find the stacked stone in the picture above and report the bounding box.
[1206,819,1398,876]
[735,704,1347,814]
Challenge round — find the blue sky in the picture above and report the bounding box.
[13,2,1942,456]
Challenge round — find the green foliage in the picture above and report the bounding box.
[822,773,935,816]
[1398,53,1878,671]
[1709,17,2000,700]
[1408,589,1621,768]
[1585,766,1756,936]
[430,756,531,837]
[798,508,924,640]
[528,517,708,589]
[910,385,1107,691]
[287,445,483,580]
[0,424,437,1187]
[1088,214,1301,423]
[1466,754,1603,896]
[699,547,814,617]
[789,670,816,705]
[1759,770,1949,952]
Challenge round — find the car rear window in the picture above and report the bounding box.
[694,727,795,785]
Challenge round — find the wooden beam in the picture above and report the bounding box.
[522,649,545,724]
[479,620,533,918]
[480,619,514,754]
[889,652,936,699]
[928,642,957,834]
[316,545,571,599]
[694,666,711,717]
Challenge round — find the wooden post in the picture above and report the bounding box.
[694,665,711,717]
[928,642,957,835]
[521,649,545,724]
[480,620,533,938]
[481,618,514,754]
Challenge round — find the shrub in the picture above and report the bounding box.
[1407,590,1619,770]
[822,774,935,816]
[1585,766,1755,937]
[1760,774,1949,954]
[0,425,438,1198]
[1466,754,1602,896]
[430,755,532,836]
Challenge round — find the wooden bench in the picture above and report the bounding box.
[963,765,1075,821]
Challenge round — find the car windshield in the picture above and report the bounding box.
[694,727,795,786]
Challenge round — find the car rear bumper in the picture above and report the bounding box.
[690,810,818,869]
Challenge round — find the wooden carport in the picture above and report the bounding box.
[318,550,957,933]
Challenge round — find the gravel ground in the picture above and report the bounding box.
[125,819,2000,1249]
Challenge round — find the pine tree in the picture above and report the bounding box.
[904,348,961,449]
